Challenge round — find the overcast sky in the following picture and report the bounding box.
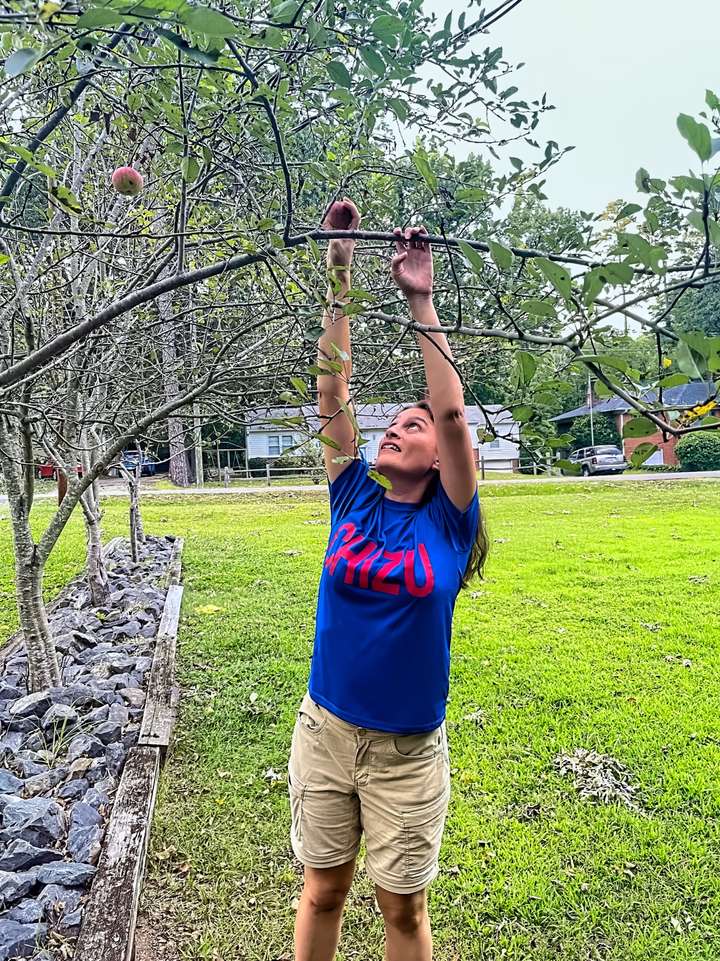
[426,0,718,214]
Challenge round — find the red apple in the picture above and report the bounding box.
[111,166,143,196]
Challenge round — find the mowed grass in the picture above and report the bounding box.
[1,482,719,960]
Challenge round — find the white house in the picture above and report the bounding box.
[246,403,520,471]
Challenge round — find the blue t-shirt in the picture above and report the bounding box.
[308,456,479,734]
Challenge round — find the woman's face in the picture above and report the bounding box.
[374,407,439,479]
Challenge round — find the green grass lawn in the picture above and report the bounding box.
[1,482,719,960]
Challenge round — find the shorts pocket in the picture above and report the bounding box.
[297,694,328,736]
[391,726,442,760]
[288,769,306,845]
[401,787,450,878]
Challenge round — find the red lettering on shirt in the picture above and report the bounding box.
[343,541,380,585]
[324,525,435,597]
[403,544,434,597]
[370,550,404,595]
[324,522,356,574]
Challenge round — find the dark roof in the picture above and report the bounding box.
[551,381,715,422]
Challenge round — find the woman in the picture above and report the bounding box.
[288,198,488,961]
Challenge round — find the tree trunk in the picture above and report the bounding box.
[159,289,192,487]
[0,416,61,691]
[81,487,109,606]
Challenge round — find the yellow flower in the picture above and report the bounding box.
[662,357,672,368]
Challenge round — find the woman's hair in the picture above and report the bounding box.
[402,401,489,587]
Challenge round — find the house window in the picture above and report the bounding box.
[488,438,501,449]
[268,434,295,456]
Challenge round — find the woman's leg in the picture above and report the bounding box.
[375,885,432,961]
[294,859,357,961]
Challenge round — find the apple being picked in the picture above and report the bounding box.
[111,166,143,196]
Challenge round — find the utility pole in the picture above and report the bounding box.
[588,373,595,446]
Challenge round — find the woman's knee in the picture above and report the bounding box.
[375,887,427,933]
[303,861,355,913]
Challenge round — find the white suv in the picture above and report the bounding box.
[567,445,628,476]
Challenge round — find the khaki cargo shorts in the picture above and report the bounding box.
[288,691,451,895]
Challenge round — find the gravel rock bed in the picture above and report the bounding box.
[0,535,176,960]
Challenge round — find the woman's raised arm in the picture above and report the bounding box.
[316,198,361,483]
[391,225,477,511]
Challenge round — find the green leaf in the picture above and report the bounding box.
[706,89,720,110]
[272,0,299,23]
[387,98,408,121]
[476,429,494,444]
[326,60,352,88]
[670,175,705,194]
[181,155,200,182]
[412,147,437,193]
[517,350,537,386]
[603,262,635,285]
[488,240,513,272]
[635,167,651,193]
[455,187,487,202]
[630,442,658,468]
[457,240,485,275]
[555,459,582,476]
[182,5,237,37]
[303,325,325,341]
[313,432,341,450]
[76,7,127,27]
[306,19,328,45]
[623,416,657,438]
[536,258,573,302]
[576,353,628,373]
[616,203,642,220]
[520,298,555,317]
[335,396,361,439]
[155,27,221,64]
[367,468,393,490]
[49,184,82,214]
[359,46,386,76]
[511,404,534,424]
[290,376,309,399]
[658,373,690,389]
[269,415,304,425]
[677,114,712,162]
[675,340,706,378]
[4,48,40,78]
[371,14,404,43]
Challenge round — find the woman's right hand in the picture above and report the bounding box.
[323,198,361,273]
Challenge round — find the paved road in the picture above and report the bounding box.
[3,469,719,505]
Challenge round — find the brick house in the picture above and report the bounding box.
[551,381,717,466]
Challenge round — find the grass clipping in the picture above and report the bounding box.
[554,748,642,812]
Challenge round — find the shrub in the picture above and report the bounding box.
[675,430,720,471]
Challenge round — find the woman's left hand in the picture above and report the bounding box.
[391,225,433,301]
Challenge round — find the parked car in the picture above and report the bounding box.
[123,450,159,476]
[35,462,84,480]
[565,445,628,476]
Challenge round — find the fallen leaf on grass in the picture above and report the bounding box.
[195,604,223,615]
[554,748,642,812]
[463,709,485,725]
[282,550,303,556]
